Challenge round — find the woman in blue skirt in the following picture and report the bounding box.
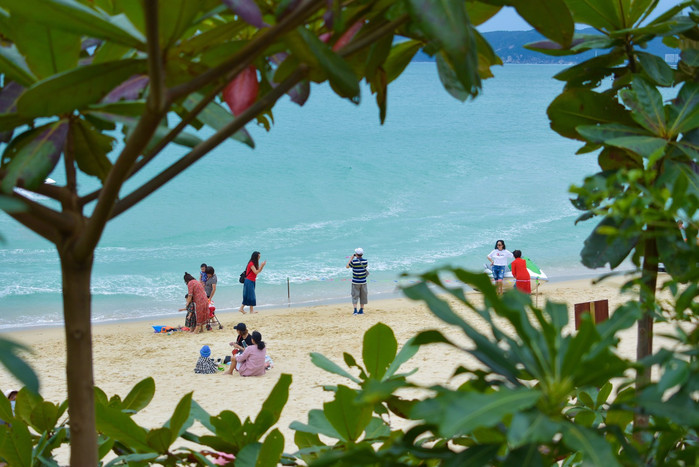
[240,251,266,314]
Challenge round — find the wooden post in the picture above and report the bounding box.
[287,277,290,307]
[574,299,609,330]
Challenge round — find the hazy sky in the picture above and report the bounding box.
[479,0,682,32]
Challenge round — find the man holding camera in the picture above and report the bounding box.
[346,247,369,315]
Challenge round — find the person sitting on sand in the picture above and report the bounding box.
[510,250,531,294]
[194,345,218,374]
[229,331,267,377]
[223,323,254,375]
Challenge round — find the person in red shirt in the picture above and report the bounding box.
[510,250,531,294]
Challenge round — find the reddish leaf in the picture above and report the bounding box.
[332,20,363,51]
[319,32,331,43]
[102,75,149,103]
[0,81,24,142]
[223,66,259,116]
[223,0,269,28]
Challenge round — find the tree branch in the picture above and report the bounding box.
[339,14,409,57]
[8,211,61,244]
[111,67,309,218]
[169,0,324,101]
[75,2,168,260]
[6,191,77,243]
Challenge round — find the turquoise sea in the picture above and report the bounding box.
[0,63,609,329]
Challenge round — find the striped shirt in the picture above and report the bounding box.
[350,257,368,284]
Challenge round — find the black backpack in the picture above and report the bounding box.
[239,270,246,284]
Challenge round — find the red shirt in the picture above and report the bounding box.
[245,261,258,281]
[510,258,531,294]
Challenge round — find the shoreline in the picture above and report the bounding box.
[0,268,636,334]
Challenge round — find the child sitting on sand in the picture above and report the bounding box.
[194,345,218,374]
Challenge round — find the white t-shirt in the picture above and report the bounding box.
[488,249,514,266]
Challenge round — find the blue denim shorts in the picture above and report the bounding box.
[492,265,506,281]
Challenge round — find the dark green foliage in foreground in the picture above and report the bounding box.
[286,270,698,466]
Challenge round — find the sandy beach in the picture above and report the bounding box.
[0,275,682,455]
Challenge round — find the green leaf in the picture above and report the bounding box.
[636,51,674,87]
[412,387,540,437]
[158,0,201,49]
[252,373,291,437]
[580,216,639,269]
[70,118,114,182]
[310,352,361,384]
[182,93,254,148]
[122,377,155,413]
[10,19,81,80]
[561,422,620,466]
[296,27,360,102]
[255,428,284,467]
[669,81,699,135]
[145,427,172,453]
[576,123,667,158]
[619,76,666,134]
[384,337,419,380]
[565,0,623,30]
[29,401,60,433]
[384,40,421,84]
[235,442,262,467]
[362,323,398,380]
[406,0,480,97]
[512,0,573,47]
[0,45,37,86]
[1,120,68,194]
[103,453,159,466]
[548,88,634,141]
[0,389,14,423]
[596,381,613,408]
[436,52,471,102]
[465,2,501,26]
[95,403,150,451]
[0,337,38,393]
[164,392,192,443]
[323,385,373,442]
[0,0,146,48]
[289,409,343,439]
[0,418,33,467]
[17,59,147,118]
[508,412,561,448]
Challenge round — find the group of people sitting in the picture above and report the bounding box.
[194,323,270,376]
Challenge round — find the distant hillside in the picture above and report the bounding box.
[412,28,679,64]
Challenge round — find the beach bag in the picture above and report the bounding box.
[239,271,246,283]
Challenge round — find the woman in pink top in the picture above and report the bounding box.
[234,331,267,376]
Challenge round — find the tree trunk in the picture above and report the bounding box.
[634,230,658,435]
[60,251,97,466]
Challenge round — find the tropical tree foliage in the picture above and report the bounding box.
[1,0,697,465]
[0,0,510,462]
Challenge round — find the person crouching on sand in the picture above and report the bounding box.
[227,331,267,377]
[194,345,218,374]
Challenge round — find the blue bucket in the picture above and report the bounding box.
[152,325,164,333]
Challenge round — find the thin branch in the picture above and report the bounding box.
[0,169,71,204]
[339,14,409,58]
[144,0,166,112]
[64,117,77,198]
[75,2,169,260]
[8,191,76,237]
[80,0,324,208]
[169,0,324,101]
[8,211,61,244]
[111,67,309,218]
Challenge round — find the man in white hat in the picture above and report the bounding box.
[346,247,369,315]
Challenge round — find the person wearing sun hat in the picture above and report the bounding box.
[346,247,369,315]
[194,345,218,374]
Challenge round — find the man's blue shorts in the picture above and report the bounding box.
[492,265,506,281]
